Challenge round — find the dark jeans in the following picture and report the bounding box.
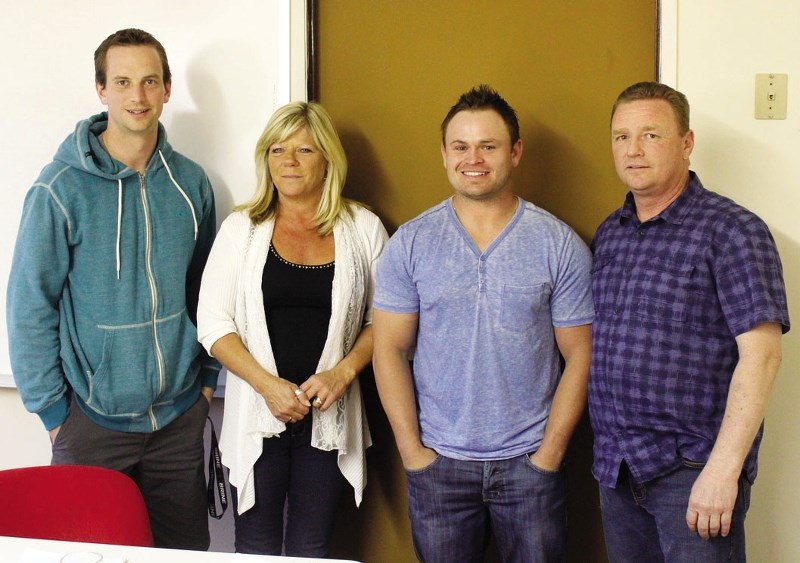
[232,419,347,556]
[51,395,210,550]
[599,462,750,563]
[405,453,567,563]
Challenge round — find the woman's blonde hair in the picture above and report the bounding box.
[238,101,353,234]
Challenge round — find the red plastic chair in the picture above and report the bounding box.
[0,465,153,547]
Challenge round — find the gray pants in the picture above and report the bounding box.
[52,396,210,550]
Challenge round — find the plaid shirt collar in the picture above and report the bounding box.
[619,170,702,228]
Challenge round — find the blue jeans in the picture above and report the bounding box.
[599,462,750,563]
[405,453,567,563]
[231,419,347,556]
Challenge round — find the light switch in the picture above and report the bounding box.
[755,73,788,120]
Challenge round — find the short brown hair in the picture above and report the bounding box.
[611,81,690,134]
[94,28,171,87]
[441,84,520,145]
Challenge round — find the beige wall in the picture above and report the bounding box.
[663,2,800,561]
[0,389,51,469]
[317,2,656,561]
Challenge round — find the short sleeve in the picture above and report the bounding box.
[373,227,421,314]
[715,217,789,336]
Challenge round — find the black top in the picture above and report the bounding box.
[262,243,334,385]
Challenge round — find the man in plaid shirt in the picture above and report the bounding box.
[589,81,789,563]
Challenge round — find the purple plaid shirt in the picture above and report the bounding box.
[589,172,790,488]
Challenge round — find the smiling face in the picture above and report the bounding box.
[96,45,171,142]
[268,127,327,203]
[610,99,694,202]
[441,109,522,202]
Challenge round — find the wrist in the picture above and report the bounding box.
[200,386,215,402]
[397,438,427,461]
[254,373,279,396]
[532,443,566,468]
[702,454,744,482]
[335,363,358,385]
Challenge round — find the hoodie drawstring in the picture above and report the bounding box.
[114,152,200,280]
[116,179,123,280]
[159,150,199,241]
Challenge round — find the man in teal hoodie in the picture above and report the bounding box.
[6,28,220,550]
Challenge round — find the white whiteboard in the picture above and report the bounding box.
[0,0,309,385]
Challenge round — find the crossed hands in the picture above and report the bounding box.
[262,366,355,424]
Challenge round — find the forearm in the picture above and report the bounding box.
[372,310,427,465]
[685,323,782,539]
[8,188,72,430]
[705,325,782,479]
[333,325,374,385]
[209,332,277,397]
[300,325,375,411]
[535,324,592,468]
[535,362,589,467]
[374,348,427,464]
[11,332,70,430]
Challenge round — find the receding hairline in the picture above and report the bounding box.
[610,81,690,135]
[610,98,687,134]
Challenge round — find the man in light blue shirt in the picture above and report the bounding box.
[373,85,593,562]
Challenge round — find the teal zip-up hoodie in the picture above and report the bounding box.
[7,112,221,432]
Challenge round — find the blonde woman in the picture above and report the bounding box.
[197,102,387,556]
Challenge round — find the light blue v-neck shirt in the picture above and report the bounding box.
[374,197,594,460]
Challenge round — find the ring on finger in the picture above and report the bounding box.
[313,396,323,407]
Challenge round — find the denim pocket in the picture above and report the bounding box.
[524,453,564,475]
[681,458,706,470]
[404,453,442,476]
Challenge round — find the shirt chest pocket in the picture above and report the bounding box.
[634,259,695,324]
[500,283,550,332]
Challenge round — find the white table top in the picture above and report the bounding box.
[1,535,358,563]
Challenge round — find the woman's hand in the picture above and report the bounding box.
[300,325,374,412]
[208,333,313,424]
[300,366,356,412]
[259,377,311,423]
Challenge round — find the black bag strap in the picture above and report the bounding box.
[207,415,228,519]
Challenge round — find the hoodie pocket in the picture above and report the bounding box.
[87,322,159,416]
[87,311,201,417]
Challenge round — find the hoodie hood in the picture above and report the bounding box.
[52,112,196,279]
[53,111,173,180]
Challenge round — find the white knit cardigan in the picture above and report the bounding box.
[197,205,387,514]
